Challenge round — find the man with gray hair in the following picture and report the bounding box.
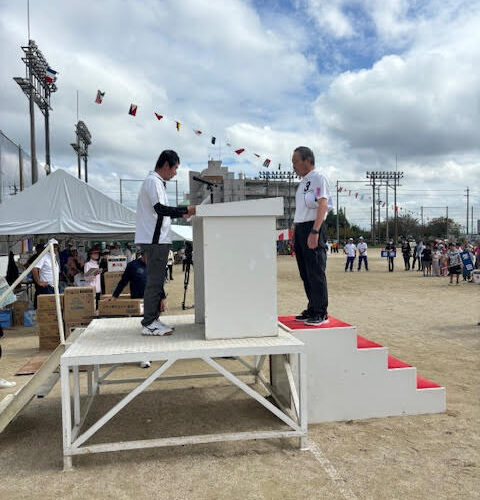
[292,146,333,326]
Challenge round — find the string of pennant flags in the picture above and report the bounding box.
[93,90,422,216]
[336,184,419,216]
[94,90,273,168]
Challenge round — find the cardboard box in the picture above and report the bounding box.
[37,294,64,311]
[64,287,95,322]
[12,301,30,326]
[98,299,143,317]
[38,322,60,337]
[39,335,60,350]
[101,293,131,299]
[65,319,92,333]
[36,309,61,323]
[107,256,127,272]
[104,272,130,295]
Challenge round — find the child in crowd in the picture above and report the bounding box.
[422,243,432,276]
[447,243,462,285]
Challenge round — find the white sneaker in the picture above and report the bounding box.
[0,378,16,389]
[152,319,175,331]
[139,361,151,368]
[141,323,173,336]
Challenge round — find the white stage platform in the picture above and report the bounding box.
[60,315,307,470]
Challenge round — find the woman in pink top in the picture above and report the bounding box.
[84,247,102,307]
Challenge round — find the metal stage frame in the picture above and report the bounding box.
[60,315,307,470]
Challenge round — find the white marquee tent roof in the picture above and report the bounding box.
[0,169,192,242]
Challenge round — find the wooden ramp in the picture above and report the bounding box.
[0,328,84,434]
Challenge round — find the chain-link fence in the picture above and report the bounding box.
[0,129,34,204]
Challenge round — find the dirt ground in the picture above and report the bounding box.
[0,253,479,500]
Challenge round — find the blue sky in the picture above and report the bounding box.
[0,0,479,231]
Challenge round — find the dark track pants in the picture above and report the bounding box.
[358,255,368,270]
[294,222,328,317]
[141,243,170,326]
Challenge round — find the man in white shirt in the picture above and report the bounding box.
[357,236,368,271]
[135,150,196,336]
[344,238,356,272]
[32,238,60,308]
[292,146,333,326]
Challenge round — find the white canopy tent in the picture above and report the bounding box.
[0,169,192,243]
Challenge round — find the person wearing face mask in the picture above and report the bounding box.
[84,247,102,308]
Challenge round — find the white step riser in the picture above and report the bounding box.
[272,325,446,423]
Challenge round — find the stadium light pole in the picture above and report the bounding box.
[70,121,92,183]
[259,170,298,229]
[366,171,403,244]
[14,39,58,183]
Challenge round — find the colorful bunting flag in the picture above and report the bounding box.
[355,193,358,198]
[154,113,163,120]
[235,148,245,155]
[278,163,281,170]
[211,137,216,145]
[338,187,343,192]
[45,66,58,83]
[129,104,137,116]
[254,153,260,158]
[176,121,181,132]
[95,90,105,104]
[194,130,202,135]
[263,159,271,167]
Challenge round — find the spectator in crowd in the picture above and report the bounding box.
[447,242,462,285]
[166,249,174,281]
[475,242,480,269]
[357,236,368,271]
[422,243,432,276]
[432,245,441,277]
[32,238,60,308]
[344,238,356,272]
[440,245,449,276]
[385,239,396,272]
[26,242,45,269]
[411,240,418,270]
[84,247,102,307]
[59,242,73,270]
[110,249,148,300]
[463,246,475,282]
[416,240,425,272]
[401,239,411,270]
[99,249,110,294]
[64,249,84,285]
[110,242,122,256]
[124,243,134,263]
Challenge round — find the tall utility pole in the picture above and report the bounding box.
[336,180,339,243]
[385,181,389,240]
[465,187,469,235]
[14,40,58,182]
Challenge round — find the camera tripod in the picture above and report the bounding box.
[181,242,194,310]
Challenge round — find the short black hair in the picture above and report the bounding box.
[294,146,315,166]
[155,150,180,170]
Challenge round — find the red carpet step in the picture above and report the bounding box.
[274,315,446,422]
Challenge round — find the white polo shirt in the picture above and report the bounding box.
[293,169,333,223]
[34,253,60,287]
[357,242,368,255]
[135,171,172,244]
[344,243,356,257]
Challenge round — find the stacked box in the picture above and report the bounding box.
[104,271,130,295]
[98,299,143,317]
[12,301,30,326]
[64,319,92,334]
[64,287,95,323]
[37,294,64,350]
[100,294,130,300]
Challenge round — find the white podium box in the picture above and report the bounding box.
[193,197,283,340]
